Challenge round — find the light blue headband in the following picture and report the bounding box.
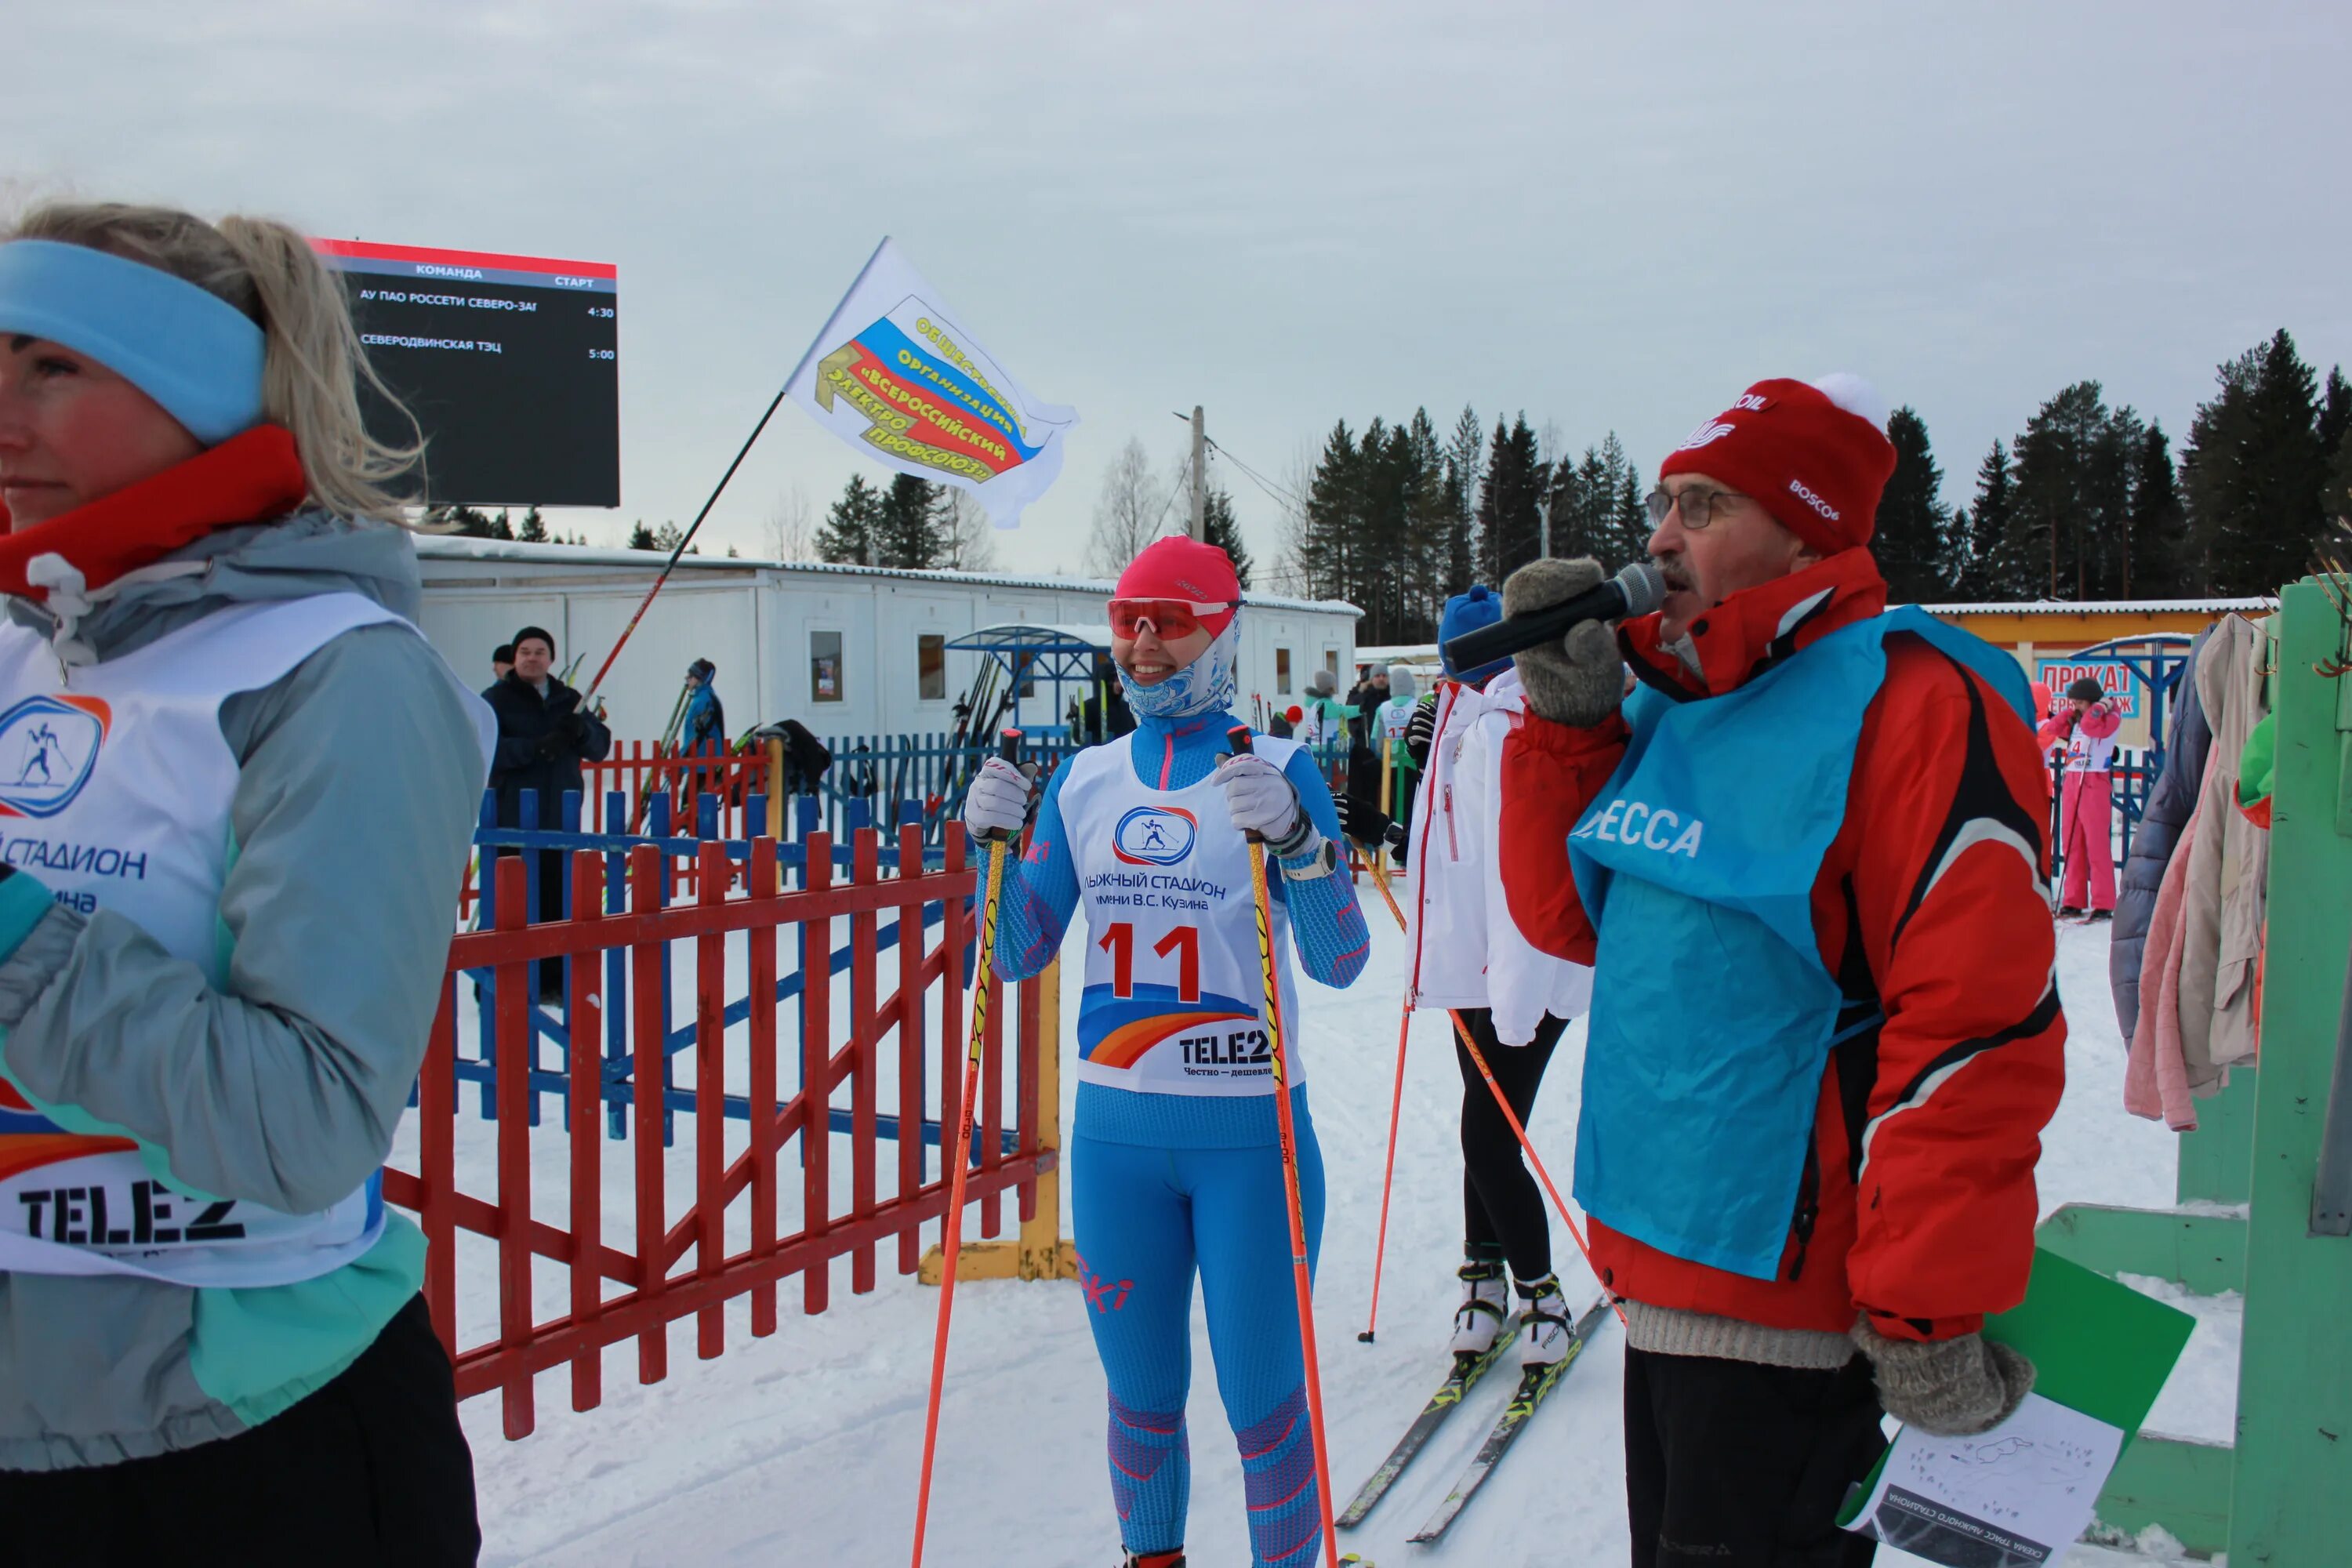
[0,238,267,444]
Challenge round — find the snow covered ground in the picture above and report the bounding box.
[440,904,2229,1566]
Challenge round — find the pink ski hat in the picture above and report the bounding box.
[1112,536,1240,637]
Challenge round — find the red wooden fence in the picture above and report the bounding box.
[386,824,1051,1439]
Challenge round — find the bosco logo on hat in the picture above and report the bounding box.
[1658,373,1897,557]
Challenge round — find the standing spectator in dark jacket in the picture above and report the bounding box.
[488,641,514,691]
[680,657,728,804]
[485,626,612,996]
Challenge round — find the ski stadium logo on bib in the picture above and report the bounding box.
[1112,806,1196,866]
[0,695,109,818]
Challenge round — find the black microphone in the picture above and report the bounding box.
[1441,561,1669,672]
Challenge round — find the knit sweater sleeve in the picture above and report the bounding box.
[988,761,1079,983]
[1269,747,1367,989]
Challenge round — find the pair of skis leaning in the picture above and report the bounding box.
[1338,1296,1613,1545]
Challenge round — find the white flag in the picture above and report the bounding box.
[784,238,1077,528]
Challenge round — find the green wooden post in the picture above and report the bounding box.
[2176,1069,2257,1207]
[2227,578,2352,1566]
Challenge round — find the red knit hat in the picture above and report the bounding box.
[1657,374,1896,556]
[1112,535,1240,637]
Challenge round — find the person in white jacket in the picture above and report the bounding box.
[1341,586,1595,1365]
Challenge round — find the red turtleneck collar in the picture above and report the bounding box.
[0,426,309,600]
[1620,547,1890,699]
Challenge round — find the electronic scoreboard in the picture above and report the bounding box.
[312,238,619,507]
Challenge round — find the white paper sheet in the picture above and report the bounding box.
[1853,1394,2125,1566]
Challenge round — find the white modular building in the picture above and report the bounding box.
[412,538,1361,742]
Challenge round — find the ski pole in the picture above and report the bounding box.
[1227,725,1341,1566]
[1357,993,1412,1346]
[1446,1009,1627,1330]
[1365,854,1407,934]
[909,728,1024,1568]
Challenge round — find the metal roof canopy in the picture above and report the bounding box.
[946,624,1114,731]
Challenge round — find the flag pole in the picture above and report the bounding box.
[581,236,896,701]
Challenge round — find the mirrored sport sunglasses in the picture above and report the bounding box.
[1644,484,1749,531]
[1108,598,1231,640]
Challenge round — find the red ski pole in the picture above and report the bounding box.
[1228,726,1341,1565]
[909,729,1024,1568]
[1447,1009,1627,1330]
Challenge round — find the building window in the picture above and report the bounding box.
[1324,648,1340,679]
[1276,647,1293,695]
[811,630,844,703]
[918,633,946,700]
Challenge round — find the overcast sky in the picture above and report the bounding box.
[11,2,2348,579]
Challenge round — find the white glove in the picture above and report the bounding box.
[1215,753,1314,857]
[961,757,1033,840]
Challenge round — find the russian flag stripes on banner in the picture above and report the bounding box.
[785,237,1077,528]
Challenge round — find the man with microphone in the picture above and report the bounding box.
[1479,377,2065,1566]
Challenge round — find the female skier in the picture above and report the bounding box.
[961,535,1369,1568]
[0,202,492,1563]
[1343,586,1595,1363]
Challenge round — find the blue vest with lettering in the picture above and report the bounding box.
[1567,607,2033,1279]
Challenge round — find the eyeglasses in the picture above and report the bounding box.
[1109,598,1229,640]
[1644,485,1750,532]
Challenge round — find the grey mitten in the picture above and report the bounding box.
[1501,557,1627,728]
[1852,1320,2036,1436]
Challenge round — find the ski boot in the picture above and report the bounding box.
[1121,1552,1183,1568]
[1447,1244,1510,1356]
[1516,1272,1573,1366]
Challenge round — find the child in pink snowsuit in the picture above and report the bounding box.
[2038,676,2122,916]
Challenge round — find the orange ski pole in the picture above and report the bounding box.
[909,729,1023,1568]
[1229,726,1341,1565]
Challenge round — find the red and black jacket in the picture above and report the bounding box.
[1499,548,2066,1344]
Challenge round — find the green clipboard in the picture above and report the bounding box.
[1837,1247,2196,1527]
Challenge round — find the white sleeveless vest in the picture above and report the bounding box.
[1058,732,1306,1098]
[0,592,492,1287]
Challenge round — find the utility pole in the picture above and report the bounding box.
[1190,405,1207,540]
[1537,496,1552,559]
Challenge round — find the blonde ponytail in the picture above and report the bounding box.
[6,201,426,522]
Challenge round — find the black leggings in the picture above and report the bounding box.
[1454,1006,1569,1282]
[0,1295,481,1567]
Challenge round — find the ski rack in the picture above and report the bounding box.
[2031,579,2351,1563]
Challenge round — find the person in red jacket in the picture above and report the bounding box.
[1494,376,2065,1567]
[2037,677,2123,917]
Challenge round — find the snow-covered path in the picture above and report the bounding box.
[460,909,2215,1567]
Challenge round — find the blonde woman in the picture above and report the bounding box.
[0,203,492,1564]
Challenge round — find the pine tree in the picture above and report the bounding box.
[2181,330,2328,594]
[2319,365,2350,463]
[877,474,940,568]
[517,505,550,544]
[627,521,658,551]
[1958,441,2016,598]
[2128,422,2187,596]
[2004,382,2111,600]
[1298,420,1358,604]
[1475,416,1544,583]
[1200,488,1254,587]
[815,473,885,565]
[1446,405,1483,572]
[1873,407,1947,602]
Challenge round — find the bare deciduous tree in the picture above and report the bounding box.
[1083,437,1174,577]
[934,487,1000,572]
[764,485,815,562]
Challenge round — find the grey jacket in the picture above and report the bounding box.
[2110,629,2214,1040]
[0,511,486,1469]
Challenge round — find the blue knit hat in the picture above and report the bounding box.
[1439,585,1508,684]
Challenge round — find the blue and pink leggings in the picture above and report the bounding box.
[1071,1110,1327,1567]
